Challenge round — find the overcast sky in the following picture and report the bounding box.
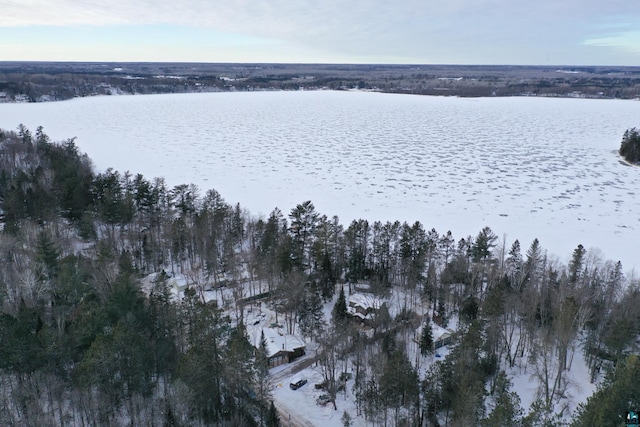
[1,0,639,65]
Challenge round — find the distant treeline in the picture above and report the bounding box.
[1,62,640,102]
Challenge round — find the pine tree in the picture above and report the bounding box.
[148,270,178,379]
[298,287,324,339]
[267,401,280,427]
[35,231,60,283]
[525,238,543,287]
[619,127,640,164]
[420,323,434,356]
[341,410,352,426]
[319,250,337,300]
[505,239,524,290]
[18,123,32,143]
[288,200,319,271]
[380,348,419,424]
[333,287,348,326]
[255,330,271,415]
[471,226,497,263]
[568,244,586,286]
[226,320,254,402]
[571,355,640,427]
[482,371,523,427]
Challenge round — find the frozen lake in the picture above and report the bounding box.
[1,91,639,271]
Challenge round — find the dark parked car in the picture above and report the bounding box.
[289,378,307,390]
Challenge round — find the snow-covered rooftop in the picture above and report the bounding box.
[348,293,384,311]
[259,327,305,358]
[431,323,452,341]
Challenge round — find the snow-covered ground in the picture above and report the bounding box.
[263,286,598,427]
[141,268,598,426]
[3,90,633,424]
[1,91,639,272]
[4,91,640,275]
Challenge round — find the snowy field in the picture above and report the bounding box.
[1,91,639,271]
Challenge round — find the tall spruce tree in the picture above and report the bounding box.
[255,330,271,426]
[333,286,348,326]
[267,401,280,427]
[568,244,586,286]
[420,323,434,356]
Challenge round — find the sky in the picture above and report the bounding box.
[1,0,639,65]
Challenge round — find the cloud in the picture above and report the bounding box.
[584,31,640,55]
[2,0,640,64]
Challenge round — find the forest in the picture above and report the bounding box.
[1,62,640,102]
[0,125,639,426]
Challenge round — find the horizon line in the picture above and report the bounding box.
[1,60,639,69]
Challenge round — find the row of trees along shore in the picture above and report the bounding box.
[0,125,639,426]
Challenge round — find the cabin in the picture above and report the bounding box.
[168,275,188,293]
[432,324,454,349]
[260,328,306,368]
[415,321,454,351]
[347,293,385,326]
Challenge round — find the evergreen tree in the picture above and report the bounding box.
[43,136,94,222]
[525,238,543,287]
[76,319,154,419]
[379,347,419,424]
[36,230,60,280]
[35,125,49,146]
[505,239,524,290]
[431,321,490,425]
[439,230,455,267]
[482,371,523,427]
[267,401,280,427]
[298,287,324,339]
[18,123,32,143]
[341,410,352,426]
[0,306,46,375]
[472,226,497,263]
[225,320,255,406]
[619,127,640,164]
[289,200,319,271]
[344,219,369,283]
[572,355,640,427]
[460,296,479,323]
[92,168,126,227]
[568,244,586,286]
[420,323,434,356]
[148,270,178,380]
[333,286,348,326]
[255,330,271,427]
[399,221,427,290]
[318,250,337,300]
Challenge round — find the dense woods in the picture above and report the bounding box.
[2,62,640,102]
[0,126,638,426]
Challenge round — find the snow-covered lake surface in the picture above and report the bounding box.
[1,91,639,271]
